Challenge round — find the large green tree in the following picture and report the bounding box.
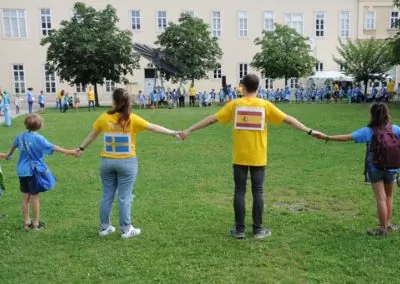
[155,13,223,85]
[41,2,140,106]
[251,24,315,85]
[392,0,400,63]
[333,38,395,95]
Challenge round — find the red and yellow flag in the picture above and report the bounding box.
[235,107,265,130]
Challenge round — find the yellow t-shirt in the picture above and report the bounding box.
[93,112,149,159]
[388,81,395,93]
[189,87,196,97]
[87,90,95,101]
[334,84,339,92]
[215,97,287,166]
[57,93,62,100]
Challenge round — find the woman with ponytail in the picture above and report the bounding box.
[77,88,181,238]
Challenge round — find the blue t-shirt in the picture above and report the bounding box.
[352,125,400,172]
[39,95,44,104]
[26,91,33,103]
[13,132,55,177]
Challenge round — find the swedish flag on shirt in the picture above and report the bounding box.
[104,133,131,155]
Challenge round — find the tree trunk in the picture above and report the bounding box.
[94,83,100,107]
[285,77,288,87]
[364,79,368,97]
[191,77,195,86]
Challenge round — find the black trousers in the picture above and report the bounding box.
[189,96,195,107]
[233,165,265,233]
[179,96,185,107]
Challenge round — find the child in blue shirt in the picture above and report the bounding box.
[38,91,45,113]
[4,114,77,230]
[325,103,400,236]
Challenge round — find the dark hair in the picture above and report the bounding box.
[24,113,43,131]
[368,103,391,128]
[108,88,131,131]
[241,74,259,93]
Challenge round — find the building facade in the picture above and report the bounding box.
[0,0,398,100]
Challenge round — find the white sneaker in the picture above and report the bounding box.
[99,225,116,237]
[121,226,141,239]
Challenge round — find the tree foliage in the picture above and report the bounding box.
[251,24,315,85]
[392,0,400,63]
[41,2,140,105]
[333,38,395,95]
[155,13,223,84]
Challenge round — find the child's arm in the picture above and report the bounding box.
[54,145,79,157]
[146,123,181,139]
[6,145,17,159]
[325,134,353,142]
[0,153,7,160]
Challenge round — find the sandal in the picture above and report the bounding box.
[32,221,46,230]
[23,222,33,230]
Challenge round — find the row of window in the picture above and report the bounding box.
[11,64,116,94]
[2,8,399,40]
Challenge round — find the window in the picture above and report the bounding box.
[131,10,141,31]
[213,64,222,79]
[12,65,25,94]
[264,11,274,31]
[265,78,274,89]
[184,10,195,17]
[390,11,399,29]
[239,63,248,79]
[340,11,350,38]
[290,78,298,89]
[40,9,52,36]
[2,9,27,38]
[284,13,304,34]
[238,11,248,37]
[315,62,324,71]
[157,11,167,31]
[104,79,116,92]
[44,65,56,93]
[212,11,221,38]
[76,84,86,93]
[365,11,376,30]
[315,11,325,37]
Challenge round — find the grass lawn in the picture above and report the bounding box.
[1,103,400,283]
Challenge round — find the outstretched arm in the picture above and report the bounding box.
[54,145,79,157]
[79,130,100,151]
[180,115,218,139]
[325,134,353,142]
[0,153,7,160]
[146,123,181,139]
[5,145,16,159]
[283,115,326,139]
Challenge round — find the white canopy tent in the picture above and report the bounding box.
[308,71,354,83]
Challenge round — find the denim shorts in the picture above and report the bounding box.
[367,170,396,184]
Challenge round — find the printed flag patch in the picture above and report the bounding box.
[104,133,131,155]
[234,107,265,131]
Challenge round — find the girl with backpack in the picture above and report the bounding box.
[324,103,400,236]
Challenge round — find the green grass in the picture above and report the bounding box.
[1,103,400,283]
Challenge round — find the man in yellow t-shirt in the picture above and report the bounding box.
[87,86,96,111]
[387,79,395,100]
[180,74,325,239]
[188,83,196,107]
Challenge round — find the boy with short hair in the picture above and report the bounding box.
[180,74,324,239]
[4,114,77,229]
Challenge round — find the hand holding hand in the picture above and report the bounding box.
[0,153,6,160]
[311,130,327,140]
[179,129,191,140]
[173,131,183,140]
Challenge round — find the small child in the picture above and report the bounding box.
[73,93,80,112]
[14,95,22,115]
[4,114,77,230]
[38,91,45,113]
[63,93,69,113]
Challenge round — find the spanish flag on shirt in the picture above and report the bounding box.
[235,107,265,130]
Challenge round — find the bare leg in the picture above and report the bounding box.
[384,183,393,226]
[22,193,31,226]
[31,194,40,227]
[372,182,388,229]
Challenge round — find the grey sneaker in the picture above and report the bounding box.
[253,229,272,239]
[229,229,245,239]
[367,228,388,236]
[388,224,400,231]
[99,225,116,237]
[121,226,141,239]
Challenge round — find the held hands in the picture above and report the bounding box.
[0,153,7,160]
[65,149,80,158]
[178,129,191,141]
[310,130,327,140]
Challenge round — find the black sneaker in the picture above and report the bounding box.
[229,229,245,239]
[367,228,387,236]
[253,229,272,239]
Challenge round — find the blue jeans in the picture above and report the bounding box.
[100,157,138,232]
[28,102,33,113]
[88,101,95,111]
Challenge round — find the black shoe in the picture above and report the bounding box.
[229,228,245,239]
[367,228,387,236]
[253,229,272,239]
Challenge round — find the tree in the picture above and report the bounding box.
[41,2,140,106]
[251,24,315,86]
[155,13,223,85]
[392,0,400,63]
[333,38,395,95]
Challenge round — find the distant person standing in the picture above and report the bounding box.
[63,93,70,113]
[138,90,146,109]
[397,83,400,102]
[177,84,186,107]
[2,91,11,126]
[26,88,34,114]
[387,79,395,101]
[87,86,96,111]
[73,93,80,112]
[15,94,22,115]
[38,91,45,113]
[56,90,64,112]
[188,83,196,107]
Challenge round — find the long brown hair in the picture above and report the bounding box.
[107,88,131,131]
[368,102,391,128]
